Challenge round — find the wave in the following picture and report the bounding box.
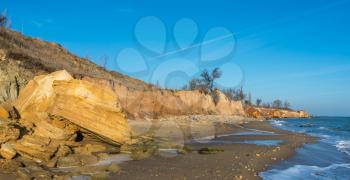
[271,120,285,127]
[336,140,350,156]
[261,163,350,180]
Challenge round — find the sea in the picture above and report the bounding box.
[261,117,350,180]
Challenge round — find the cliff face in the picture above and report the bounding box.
[83,77,246,120]
[246,106,310,119]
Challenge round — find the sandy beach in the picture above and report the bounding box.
[113,116,316,180]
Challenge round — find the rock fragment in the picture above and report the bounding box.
[0,143,17,160]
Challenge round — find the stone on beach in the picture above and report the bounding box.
[14,135,59,163]
[56,154,99,168]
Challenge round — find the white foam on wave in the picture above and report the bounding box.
[336,140,350,156]
[260,163,350,180]
[271,120,285,127]
[319,126,331,130]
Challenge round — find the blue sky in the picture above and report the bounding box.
[1,0,350,116]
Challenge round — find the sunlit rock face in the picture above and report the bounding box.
[84,77,247,120]
[13,70,132,146]
[245,106,311,119]
[49,79,131,144]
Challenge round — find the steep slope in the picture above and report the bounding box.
[0,28,151,103]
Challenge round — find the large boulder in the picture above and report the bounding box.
[13,70,73,121]
[13,70,131,145]
[14,135,59,163]
[49,79,131,144]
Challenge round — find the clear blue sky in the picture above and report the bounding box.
[1,0,350,117]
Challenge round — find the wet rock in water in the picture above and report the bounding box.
[299,123,313,127]
[97,153,109,160]
[124,138,159,160]
[107,163,120,173]
[56,154,98,168]
[197,147,224,155]
[0,143,17,160]
[91,173,110,180]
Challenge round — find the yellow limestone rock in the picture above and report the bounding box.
[14,135,58,162]
[14,70,73,120]
[13,70,131,145]
[0,120,20,144]
[32,118,78,141]
[49,79,131,144]
[0,106,9,119]
[0,143,17,160]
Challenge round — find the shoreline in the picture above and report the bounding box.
[0,116,316,179]
[115,117,316,180]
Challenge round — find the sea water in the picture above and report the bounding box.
[261,117,350,180]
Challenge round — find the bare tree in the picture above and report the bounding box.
[100,55,108,69]
[247,92,252,105]
[284,100,291,109]
[200,67,222,93]
[0,10,8,27]
[256,98,262,107]
[186,68,222,105]
[0,9,11,29]
[272,99,282,109]
[222,88,242,101]
[239,87,246,101]
[263,103,271,108]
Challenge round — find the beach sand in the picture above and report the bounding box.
[115,117,316,180]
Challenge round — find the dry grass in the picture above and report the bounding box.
[0,28,150,90]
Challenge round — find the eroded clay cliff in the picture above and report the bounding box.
[83,77,246,120]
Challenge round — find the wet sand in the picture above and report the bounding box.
[115,120,316,180]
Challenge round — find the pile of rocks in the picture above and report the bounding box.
[0,70,132,179]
